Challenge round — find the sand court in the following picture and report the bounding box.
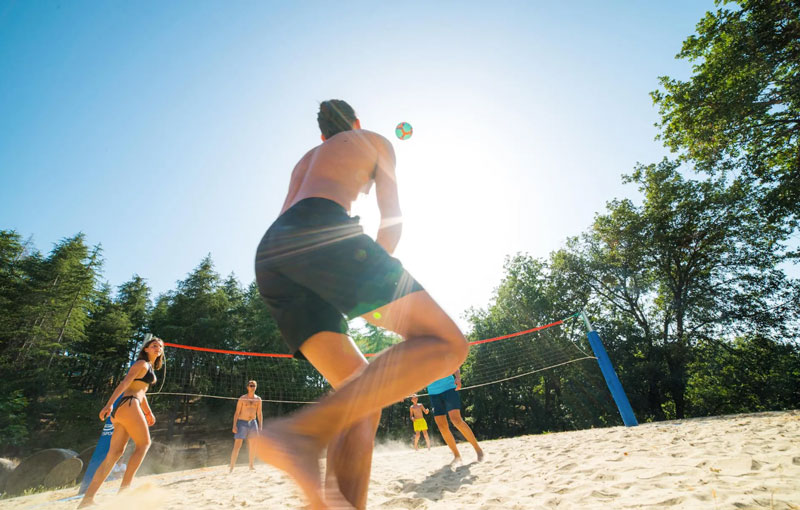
[2,410,798,510]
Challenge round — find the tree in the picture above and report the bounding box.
[688,334,800,415]
[464,254,618,436]
[652,0,800,227]
[555,159,798,418]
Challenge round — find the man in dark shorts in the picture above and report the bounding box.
[427,368,484,464]
[251,100,469,510]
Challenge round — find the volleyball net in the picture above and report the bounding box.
[150,313,596,404]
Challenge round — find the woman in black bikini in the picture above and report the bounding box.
[78,336,164,508]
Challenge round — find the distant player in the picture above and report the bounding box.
[409,394,431,450]
[428,367,484,464]
[230,380,262,472]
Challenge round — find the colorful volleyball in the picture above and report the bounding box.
[395,122,413,140]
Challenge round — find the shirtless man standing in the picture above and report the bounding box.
[409,394,431,451]
[252,100,468,510]
[230,380,262,472]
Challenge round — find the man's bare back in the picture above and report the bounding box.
[280,129,402,254]
[282,129,391,214]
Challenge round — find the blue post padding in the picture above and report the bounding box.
[587,331,638,427]
[79,395,124,494]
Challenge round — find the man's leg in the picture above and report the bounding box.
[422,430,431,450]
[299,332,378,510]
[247,436,256,470]
[434,415,461,461]
[252,291,468,510]
[413,431,420,450]
[229,439,243,471]
[447,409,484,461]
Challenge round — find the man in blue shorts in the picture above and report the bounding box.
[428,367,484,464]
[230,380,262,472]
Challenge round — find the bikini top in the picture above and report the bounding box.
[134,362,157,385]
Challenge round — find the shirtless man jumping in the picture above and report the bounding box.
[252,100,468,510]
[230,380,262,472]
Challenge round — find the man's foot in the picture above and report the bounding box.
[249,466,255,471]
[475,447,484,462]
[252,420,327,509]
[229,465,234,473]
[77,498,95,508]
[323,474,358,510]
[450,456,462,467]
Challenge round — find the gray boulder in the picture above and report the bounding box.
[5,449,78,496]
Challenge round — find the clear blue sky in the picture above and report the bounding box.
[1,1,718,330]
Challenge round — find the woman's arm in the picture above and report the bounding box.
[141,395,156,426]
[99,360,147,420]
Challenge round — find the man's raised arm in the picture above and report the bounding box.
[373,135,402,254]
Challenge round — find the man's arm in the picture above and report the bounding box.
[232,398,243,432]
[373,135,402,254]
[257,398,263,430]
[422,404,429,415]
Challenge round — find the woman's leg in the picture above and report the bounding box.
[115,402,152,489]
[78,424,131,507]
[254,290,468,510]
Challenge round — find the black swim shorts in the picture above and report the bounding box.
[429,388,462,416]
[255,198,424,359]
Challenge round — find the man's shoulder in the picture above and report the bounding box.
[355,129,392,148]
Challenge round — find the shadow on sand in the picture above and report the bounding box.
[399,462,477,501]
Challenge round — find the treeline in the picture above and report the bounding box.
[2,0,800,456]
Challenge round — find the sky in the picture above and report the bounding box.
[0,1,721,332]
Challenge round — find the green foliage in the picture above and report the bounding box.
[0,390,29,447]
[652,0,800,225]
[688,335,800,415]
[552,158,798,419]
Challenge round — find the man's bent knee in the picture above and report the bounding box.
[439,333,468,371]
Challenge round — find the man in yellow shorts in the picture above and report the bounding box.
[409,394,431,450]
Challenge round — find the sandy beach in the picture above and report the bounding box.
[2,410,798,510]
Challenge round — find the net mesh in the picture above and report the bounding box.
[151,315,595,403]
